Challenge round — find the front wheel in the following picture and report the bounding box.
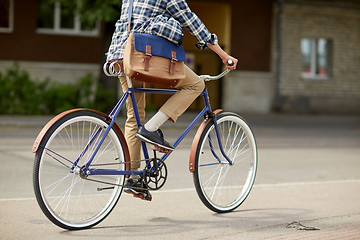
[33,111,127,230]
[193,112,257,213]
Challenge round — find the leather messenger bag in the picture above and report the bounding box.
[123,32,186,87]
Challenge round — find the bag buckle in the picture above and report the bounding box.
[169,51,178,75]
[171,51,178,62]
[144,45,152,71]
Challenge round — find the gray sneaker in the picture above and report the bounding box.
[124,178,146,194]
[135,126,174,150]
[123,178,152,201]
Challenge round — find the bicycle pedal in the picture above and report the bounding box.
[133,192,152,201]
[151,145,171,154]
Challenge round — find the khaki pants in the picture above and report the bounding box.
[119,65,205,169]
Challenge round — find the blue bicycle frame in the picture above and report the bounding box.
[81,81,232,177]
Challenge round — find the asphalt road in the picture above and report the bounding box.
[0,113,359,239]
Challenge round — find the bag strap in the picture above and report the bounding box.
[127,0,134,36]
[144,45,152,71]
[127,0,178,75]
[170,51,177,75]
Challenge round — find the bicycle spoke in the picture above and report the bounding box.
[49,175,79,210]
[82,127,104,165]
[202,165,222,190]
[229,133,247,159]
[93,140,115,165]
[232,145,250,162]
[227,124,242,155]
[34,112,125,229]
[209,166,224,200]
[212,166,231,203]
[194,113,257,213]
[64,126,75,152]
[223,121,233,150]
[44,173,72,196]
[45,150,72,169]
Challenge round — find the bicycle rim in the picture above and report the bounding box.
[33,112,125,229]
[194,113,257,213]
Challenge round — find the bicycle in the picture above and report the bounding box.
[32,62,258,230]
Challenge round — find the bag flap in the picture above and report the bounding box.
[134,33,186,62]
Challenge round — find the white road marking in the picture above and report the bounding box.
[1,179,359,201]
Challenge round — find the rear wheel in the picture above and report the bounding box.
[193,112,257,213]
[33,111,126,230]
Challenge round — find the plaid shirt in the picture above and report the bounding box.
[106,0,218,61]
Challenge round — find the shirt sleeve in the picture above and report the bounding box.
[106,18,129,61]
[166,0,218,49]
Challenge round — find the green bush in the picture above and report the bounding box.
[0,63,114,115]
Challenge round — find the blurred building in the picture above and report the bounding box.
[0,0,105,83]
[269,0,360,114]
[0,0,359,114]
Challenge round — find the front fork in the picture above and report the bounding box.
[208,113,233,166]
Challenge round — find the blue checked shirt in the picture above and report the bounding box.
[106,0,218,61]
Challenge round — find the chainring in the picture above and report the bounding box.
[143,158,167,190]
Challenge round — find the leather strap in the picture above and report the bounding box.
[127,0,134,36]
[170,51,177,75]
[144,45,152,71]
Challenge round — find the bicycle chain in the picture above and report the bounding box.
[80,158,154,191]
[83,177,148,192]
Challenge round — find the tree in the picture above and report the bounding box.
[55,0,122,111]
[56,0,121,24]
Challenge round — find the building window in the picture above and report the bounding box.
[0,0,14,33]
[301,38,331,79]
[37,0,99,36]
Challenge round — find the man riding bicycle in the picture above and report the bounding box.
[106,0,238,197]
